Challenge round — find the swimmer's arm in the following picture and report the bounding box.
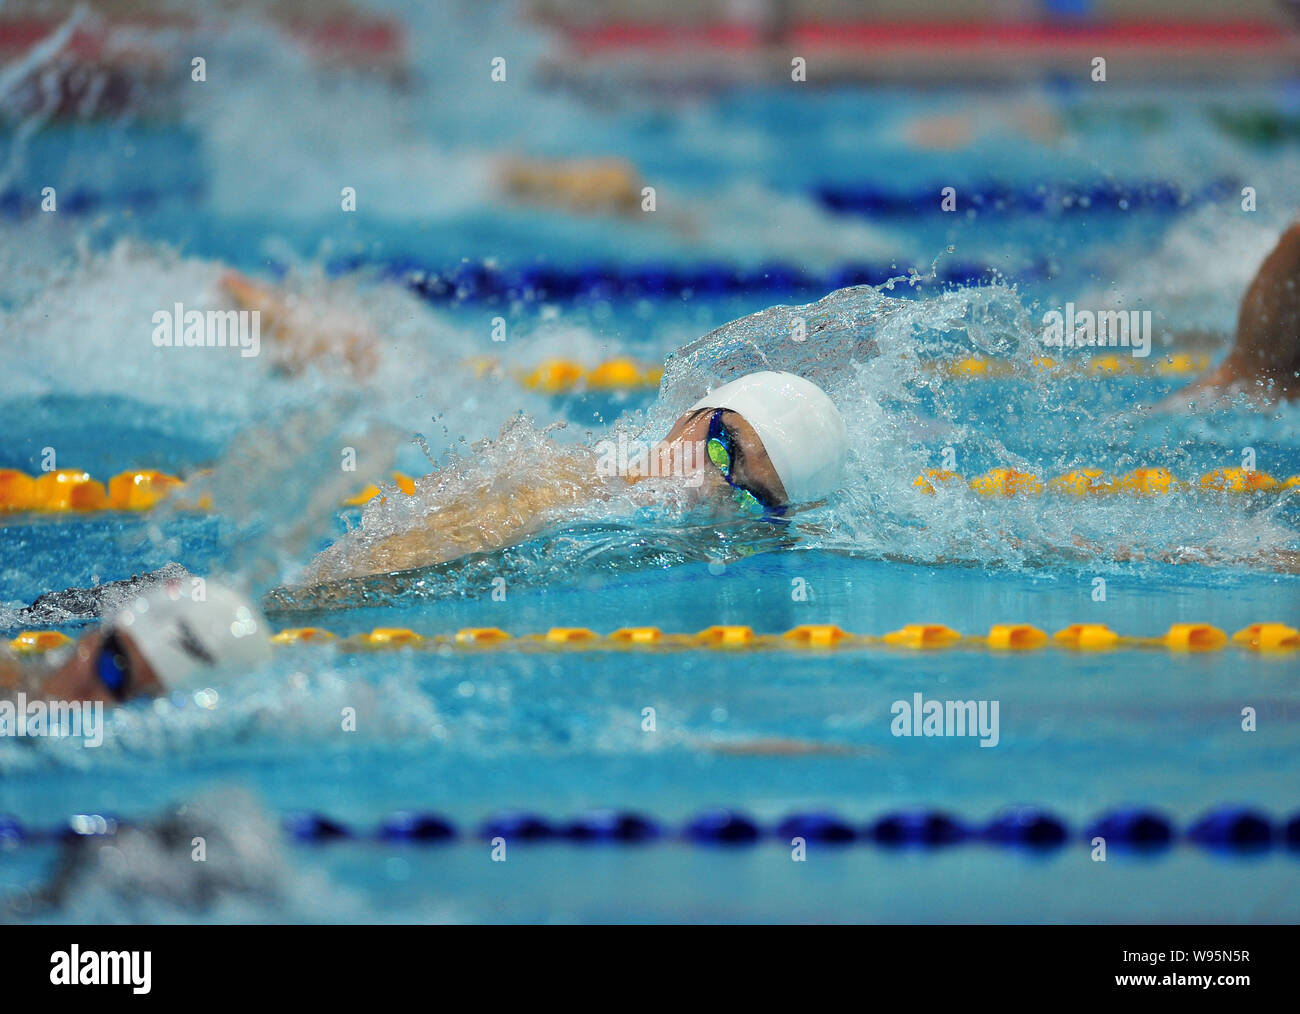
[497,156,645,217]
[220,272,379,379]
[1069,535,1300,574]
[310,464,609,581]
[1149,546,1300,574]
[902,533,1300,575]
[1261,549,1300,574]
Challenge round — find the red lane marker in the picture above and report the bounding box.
[564,19,1289,54]
[281,17,406,58]
[0,16,192,52]
[0,14,404,60]
[792,20,1286,47]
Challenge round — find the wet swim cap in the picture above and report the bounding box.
[111,582,272,692]
[689,371,848,504]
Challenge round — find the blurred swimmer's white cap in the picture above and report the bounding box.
[112,581,271,692]
[689,370,848,504]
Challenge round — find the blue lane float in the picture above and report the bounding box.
[318,256,1048,306]
[283,812,352,843]
[984,807,1071,849]
[1286,815,1300,850]
[812,176,1240,217]
[1187,807,1275,853]
[1,177,1237,221]
[478,812,557,842]
[1085,807,1175,851]
[0,814,25,846]
[776,812,858,844]
[562,810,663,843]
[868,810,971,848]
[378,811,458,843]
[0,184,206,218]
[5,807,1299,854]
[684,809,763,845]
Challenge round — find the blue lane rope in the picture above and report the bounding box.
[323,255,1045,305]
[3,806,1298,855]
[0,184,206,218]
[812,176,1241,217]
[0,177,1238,220]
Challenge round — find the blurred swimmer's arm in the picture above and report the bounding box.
[1069,535,1300,574]
[494,156,698,235]
[1146,546,1300,574]
[1161,221,1300,407]
[1264,550,1300,573]
[904,103,1062,150]
[220,272,379,379]
[496,156,643,216]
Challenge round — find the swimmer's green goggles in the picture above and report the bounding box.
[706,409,785,519]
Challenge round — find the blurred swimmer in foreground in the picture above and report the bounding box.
[0,582,270,706]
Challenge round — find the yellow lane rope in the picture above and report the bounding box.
[0,469,189,512]
[468,352,1212,395]
[467,356,664,393]
[1,463,1295,513]
[916,466,1300,495]
[8,622,1298,656]
[933,353,1210,379]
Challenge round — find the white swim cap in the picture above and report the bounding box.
[689,371,848,504]
[111,582,271,692]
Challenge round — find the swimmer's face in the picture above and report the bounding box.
[655,407,788,508]
[41,629,165,705]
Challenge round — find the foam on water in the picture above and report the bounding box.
[4,1,1300,928]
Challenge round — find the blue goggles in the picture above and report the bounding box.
[705,409,785,519]
[95,631,133,701]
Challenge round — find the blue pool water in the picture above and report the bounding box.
[2,3,1299,922]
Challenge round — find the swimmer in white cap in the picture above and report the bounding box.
[297,370,849,586]
[2,581,271,706]
[656,371,849,515]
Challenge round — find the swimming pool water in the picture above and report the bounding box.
[2,3,1299,922]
